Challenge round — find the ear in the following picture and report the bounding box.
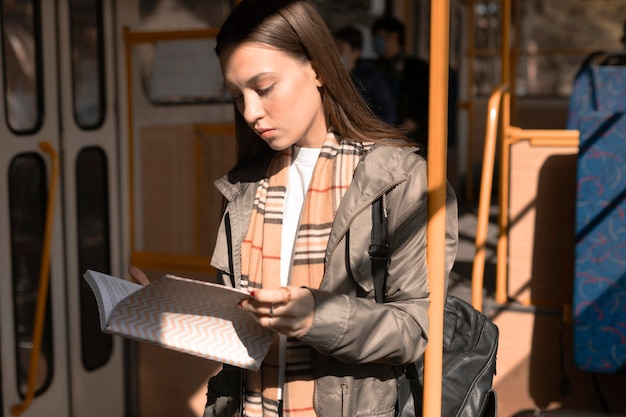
[309,61,324,87]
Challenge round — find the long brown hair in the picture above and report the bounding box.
[216,0,410,170]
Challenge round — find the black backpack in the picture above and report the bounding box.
[369,197,499,417]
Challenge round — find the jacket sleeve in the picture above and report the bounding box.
[300,153,459,366]
[211,211,235,288]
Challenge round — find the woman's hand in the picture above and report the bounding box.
[128,266,150,286]
[239,286,315,338]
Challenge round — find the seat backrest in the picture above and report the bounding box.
[573,111,626,373]
[566,51,626,129]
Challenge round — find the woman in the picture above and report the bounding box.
[137,0,458,415]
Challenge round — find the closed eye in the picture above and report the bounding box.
[227,82,274,103]
[256,84,274,97]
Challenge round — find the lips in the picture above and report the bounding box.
[255,128,275,140]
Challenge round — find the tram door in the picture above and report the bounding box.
[0,0,126,416]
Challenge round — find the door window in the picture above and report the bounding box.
[1,0,43,133]
[8,153,54,398]
[69,0,106,129]
[76,147,113,371]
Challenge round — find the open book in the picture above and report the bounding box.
[83,269,275,371]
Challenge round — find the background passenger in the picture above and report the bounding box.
[371,16,430,148]
[334,25,397,125]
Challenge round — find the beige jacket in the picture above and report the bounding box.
[211,144,459,417]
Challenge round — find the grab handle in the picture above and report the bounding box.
[472,85,508,311]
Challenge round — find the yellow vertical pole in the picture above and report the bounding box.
[500,0,511,93]
[194,135,203,255]
[466,0,476,204]
[495,0,511,304]
[423,0,450,415]
[124,27,136,258]
[510,0,520,125]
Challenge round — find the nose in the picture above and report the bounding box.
[241,93,265,124]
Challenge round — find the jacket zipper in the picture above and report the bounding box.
[341,382,348,417]
[313,177,406,414]
[319,177,407,289]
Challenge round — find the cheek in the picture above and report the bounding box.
[264,76,323,124]
[279,90,319,124]
[269,87,306,118]
[292,77,322,107]
[300,84,323,115]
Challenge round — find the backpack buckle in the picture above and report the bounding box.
[368,243,390,260]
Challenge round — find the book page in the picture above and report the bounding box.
[105,275,275,371]
[83,269,144,329]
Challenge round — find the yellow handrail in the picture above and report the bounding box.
[471,87,580,307]
[11,141,59,416]
[124,28,219,44]
[507,126,580,146]
[494,125,580,304]
[471,85,508,311]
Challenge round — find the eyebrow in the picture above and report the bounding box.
[224,72,273,90]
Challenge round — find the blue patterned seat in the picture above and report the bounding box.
[569,53,626,373]
[567,53,626,129]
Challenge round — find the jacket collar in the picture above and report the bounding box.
[214,143,418,240]
[326,144,416,249]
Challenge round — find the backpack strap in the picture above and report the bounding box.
[368,195,423,406]
[369,195,389,303]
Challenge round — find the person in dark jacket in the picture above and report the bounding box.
[371,16,430,148]
[334,26,397,125]
[372,16,458,154]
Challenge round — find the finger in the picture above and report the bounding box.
[282,287,292,303]
[250,286,295,305]
[129,266,150,286]
[240,299,276,317]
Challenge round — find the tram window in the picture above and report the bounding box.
[473,0,626,97]
[1,0,44,133]
[75,147,114,370]
[139,0,232,27]
[138,0,233,104]
[8,153,54,398]
[69,0,106,129]
[142,38,228,103]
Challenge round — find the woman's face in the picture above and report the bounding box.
[220,43,328,149]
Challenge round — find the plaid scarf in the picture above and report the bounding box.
[240,134,368,416]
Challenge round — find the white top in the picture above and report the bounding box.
[280,146,321,286]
